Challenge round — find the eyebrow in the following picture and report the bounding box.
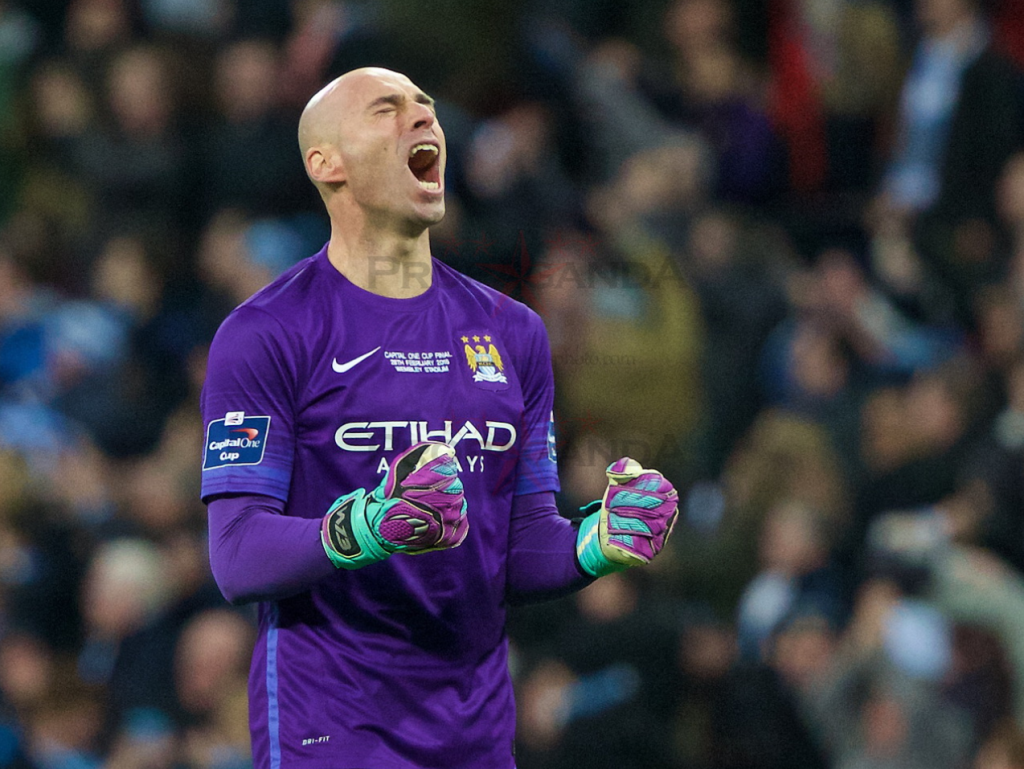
[367,92,436,111]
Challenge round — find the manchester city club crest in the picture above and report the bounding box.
[461,334,509,387]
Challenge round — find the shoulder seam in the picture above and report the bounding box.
[228,304,305,424]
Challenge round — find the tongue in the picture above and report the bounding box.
[409,149,435,176]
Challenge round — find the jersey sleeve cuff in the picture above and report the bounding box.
[201,467,292,504]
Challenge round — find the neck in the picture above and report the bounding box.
[325,204,434,299]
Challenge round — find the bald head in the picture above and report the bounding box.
[296,72,345,159]
[297,67,446,228]
[298,67,422,161]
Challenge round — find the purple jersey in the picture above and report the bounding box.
[200,247,560,769]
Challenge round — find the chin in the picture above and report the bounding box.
[395,203,445,238]
[416,200,446,227]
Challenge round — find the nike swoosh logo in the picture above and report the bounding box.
[332,346,381,373]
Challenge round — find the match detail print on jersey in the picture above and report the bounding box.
[383,349,453,374]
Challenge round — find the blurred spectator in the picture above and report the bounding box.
[974,720,1024,769]
[278,0,348,109]
[543,141,707,472]
[0,634,50,768]
[973,284,1024,388]
[997,152,1024,308]
[48,230,193,458]
[736,500,845,660]
[879,0,1017,218]
[865,506,1024,736]
[140,0,232,39]
[73,44,189,237]
[641,0,785,203]
[197,209,290,310]
[872,0,1023,324]
[104,707,179,769]
[586,137,711,248]
[770,610,838,697]
[801,576,971,769]
[0,0,40,222]
[946,624,1016,751]
[63,0,135,80]
[107,530,224,725]
[570,36,694,184]
[765,0,902,196]
[77,539,171,686]
[0,633,55,715]
[667,409,849,621]
[23,680,105,769]
[854,356,986,537]
[20,59,95,243]
[202,38,311,218]
[784,248,960,379]
[460,100,580,284]
[726,411,850,530]
[515,572,679,769]
[0,449,88,651]
[949,357,1024,571]
[39,437,113,529]
[174,609,252,722]
[682,208,788,477]
[670,611,736,765]
[709,636,830,769]
[0,235,52,401]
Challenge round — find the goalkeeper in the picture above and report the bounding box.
[200,66,678,769]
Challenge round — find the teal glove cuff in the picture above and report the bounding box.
[575,507,628,578]
[321,488,394,570]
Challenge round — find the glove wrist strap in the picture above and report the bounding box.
[321,490,393,570]
[575,509,628,578]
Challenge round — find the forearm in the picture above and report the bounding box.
[506,491,593,605]
[207,494,335,604]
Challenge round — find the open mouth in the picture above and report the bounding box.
[408,143,441,191]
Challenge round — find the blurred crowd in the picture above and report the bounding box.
[2,0,1024,767]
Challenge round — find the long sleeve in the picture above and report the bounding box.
[505,491,592,605]
[207,493,335,605]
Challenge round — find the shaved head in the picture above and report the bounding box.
[298,67,421,165]
[298,67,446,231]
[297,72,348,160]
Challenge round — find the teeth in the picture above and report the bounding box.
[418,180,439,190]
[410,143,438,157]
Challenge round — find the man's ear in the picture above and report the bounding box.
[306,146,346,186]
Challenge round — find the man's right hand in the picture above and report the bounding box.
[321,442,468,569]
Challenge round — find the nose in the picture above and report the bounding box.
[410,102,436,131]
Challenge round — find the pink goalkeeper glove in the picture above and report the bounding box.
[321,442,468,569]
[575,458,678,577]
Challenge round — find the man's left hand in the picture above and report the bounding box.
[575,458,678,578]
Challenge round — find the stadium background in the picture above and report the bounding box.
[2,0,1024,766]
